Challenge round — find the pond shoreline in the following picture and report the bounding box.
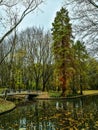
[1,94,98,129]
[35,92,98,100]
[0,90,98,115]
[0,105,16,116]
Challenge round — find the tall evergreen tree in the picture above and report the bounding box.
[51,7,72,96]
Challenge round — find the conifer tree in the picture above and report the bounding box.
[51,7,72,96]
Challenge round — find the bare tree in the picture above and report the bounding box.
[65,0,98,55]
[0,0,44,64]
[41,31,53,91]
[0,0,43,44]
[19,27,53,91]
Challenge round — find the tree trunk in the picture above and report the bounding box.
[72,75,77,94]
[42,82,46,91]
[80,75,83,95]
[61,75,67,97]
[35,78,39,91]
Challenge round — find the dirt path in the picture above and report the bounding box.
[36,92,50,99]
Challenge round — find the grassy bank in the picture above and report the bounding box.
[83,90,98,95]
[49,90,98,97]
[0,98,15,114]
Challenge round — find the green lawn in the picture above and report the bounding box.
[0,98,15,114]
[83,90,98,95]
[49,90,98,97]
[49,91,61,97]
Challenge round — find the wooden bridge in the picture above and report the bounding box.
[0,91,40,100]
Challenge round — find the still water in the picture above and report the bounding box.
[0,96,98,130]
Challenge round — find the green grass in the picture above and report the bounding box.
[83,90,98,95]
[0,88,7,94]
[49,91,61,97]
[0,98,15,114]
[49,90,98,98]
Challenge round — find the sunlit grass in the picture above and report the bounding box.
[0,98,15,113]
[83,90,98,95]
[49,91,61,97]
[49,90,98,97]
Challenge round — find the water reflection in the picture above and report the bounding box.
[0,96,98,129]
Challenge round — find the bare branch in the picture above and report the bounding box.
[0,45,13,64]
[0,0,44,44]
[65,0,98,44]
[88,0,98,8]
[0,0,3,4]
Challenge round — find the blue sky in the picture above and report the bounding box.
[19,0,64,31]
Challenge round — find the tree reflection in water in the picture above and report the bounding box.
[0,96,98,129]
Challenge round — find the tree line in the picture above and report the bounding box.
[0,0,98,96]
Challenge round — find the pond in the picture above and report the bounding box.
[0,96,98,130]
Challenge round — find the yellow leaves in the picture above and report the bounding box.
[72,126,78,130]
[69,127,78,130]
[49,113,61,119]
[55,113,61,117]
[14,123,19,127]
[65,111,71,116]
[95,121,98,127]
